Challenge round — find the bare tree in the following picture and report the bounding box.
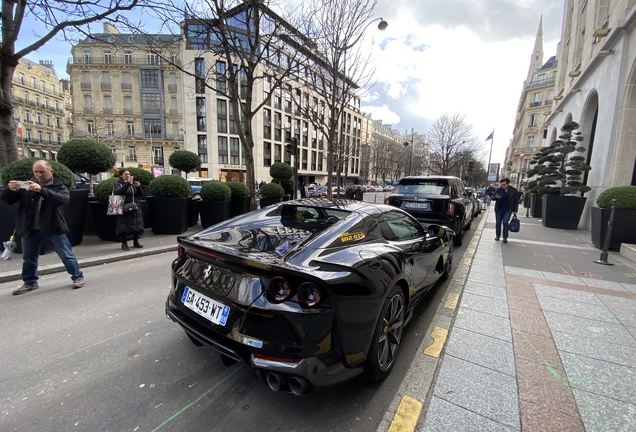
[425,113,483,176]
[295,0,383,197]
[0,0,148,169]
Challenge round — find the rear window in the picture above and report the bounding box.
[394,180,450,195]
[280,205,350,229]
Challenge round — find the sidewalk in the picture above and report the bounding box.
[0,225,201,284]
[384,207,636,431]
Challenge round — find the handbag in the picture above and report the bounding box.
[509,214,520,233]
[107,192,124,216]
[123,202,139,212]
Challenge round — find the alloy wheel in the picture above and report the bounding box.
[377,293,405,371]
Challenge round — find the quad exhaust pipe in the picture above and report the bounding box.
[288,376,310,396]
[266,372,283,392]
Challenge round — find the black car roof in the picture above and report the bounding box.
[399,176,460,181]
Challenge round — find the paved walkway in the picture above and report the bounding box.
[383,207,636,432]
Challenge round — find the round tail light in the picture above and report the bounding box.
[297,282,322,307]
[267,277,292,302]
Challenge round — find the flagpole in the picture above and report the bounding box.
[486,128,495,181]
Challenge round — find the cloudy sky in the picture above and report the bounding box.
[17,0,562,165]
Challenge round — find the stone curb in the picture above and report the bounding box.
[376,208,490,432]
[0,245,177,284]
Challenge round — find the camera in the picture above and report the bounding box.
[17,181,29,189]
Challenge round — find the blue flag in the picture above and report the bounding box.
[486,131,494,141]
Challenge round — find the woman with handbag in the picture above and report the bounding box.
[114,168,144,251]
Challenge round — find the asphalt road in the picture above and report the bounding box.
[0,212,481,432]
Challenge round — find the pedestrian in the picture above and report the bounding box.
[299,181,307,198]
[492,177,519,244]
[1,160,85,295]
[485,183,496,207]
[114,168,144,251]
[345,183,355,199]
[354,185,363,201]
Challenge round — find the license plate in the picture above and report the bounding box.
[403,201,430,210]
[181,286,230,326]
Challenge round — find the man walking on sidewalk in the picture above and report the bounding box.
[492,177,519,244]
[1,160,85,295]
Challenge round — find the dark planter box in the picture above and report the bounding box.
[148,196,191,234]
[199,200,231,229]
[89,201,132,242]
[260,197,283,208]
[591,206,636,250]
[542,195,587,229]
[189,198,200,227]
[138,199,151,228]
[523,194,531,208]
[530,194,543,217]
[0,188,18,252]
[84,196,98,236]
[62,189,89,247]
[230,196,251,217]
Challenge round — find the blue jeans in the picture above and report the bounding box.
[22,232,83,285]
[486,195,492,206]
[495,210,512,239]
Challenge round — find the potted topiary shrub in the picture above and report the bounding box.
[269,162,294,200]
[227,181,251,217]
[591,185,636,250]
[1,157,80,252]
[168,150,201,179]
[148,175,192,234]
[526,121,592,229]
[89,177,124,242]
[524,180,543,218]
[259,182,285,208]
[199,180,232,228]
[57,138,115,196]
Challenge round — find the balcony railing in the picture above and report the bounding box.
[124,108,133,115]
[68,57,181,66]
[81,82,91,89]
[529,102,541,108]
[121,83,132,90]
[103,108,113,114]
[101,82,112,90]
[83,107,93,114]
[169,109,179,116]
[545,99,553,105]
[168,84,178,91]
[525,77,556,89]
[70,131,184,141]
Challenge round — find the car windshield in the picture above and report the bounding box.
[394,181,450,195]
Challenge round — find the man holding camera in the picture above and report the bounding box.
[1,160,84,295]
[492,177,520,244]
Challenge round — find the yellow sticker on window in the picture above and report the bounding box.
[339,232,365,242]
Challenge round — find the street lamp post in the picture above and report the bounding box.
[403,128,415,176]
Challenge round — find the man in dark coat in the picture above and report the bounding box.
[114,168,144,251]
[492,177,520,243]
[1,160,84,295]
[345,183,355,200]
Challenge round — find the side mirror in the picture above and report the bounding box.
[427,224,446,237]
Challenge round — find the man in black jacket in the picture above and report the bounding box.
[492,177,519,244]
[1,160,84,295]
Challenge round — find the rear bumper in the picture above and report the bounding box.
[165,295,363,388]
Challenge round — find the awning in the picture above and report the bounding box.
[42,150,49,154]
[30,148,37,152]
[17,147,22,151]
[51,151,57,154]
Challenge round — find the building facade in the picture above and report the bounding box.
[11,58,71,160]
[179,10,364,186]
[544,0,636,229]
[67,24,184,175]
[504,18,558,189]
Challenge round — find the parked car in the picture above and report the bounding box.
[74,173,99,190]
[187,177,214,200]
[165,199,454,395]
[384,176,474,246]
[465,187,482,217]
[366,185,376,192]
[310,186,346,198]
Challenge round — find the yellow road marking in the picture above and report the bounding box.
[423,327,448,358]
[444,293,459,310]
[463,258,472,266]
[471,241,479,246]
[466,248,475,255]
[388,395,423,432]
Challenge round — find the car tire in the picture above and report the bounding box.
[453,225,464,246]
[441,243,454,280]
[364,286,406,382]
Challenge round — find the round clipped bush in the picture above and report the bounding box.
[94,177,119,202]
[1,157,75,189]
[149,175,191,198]
[279,178,294,192]
[57,139,115,175]
[122,167,154,186]
[169,150,201,175]
[269,162,294,180]
[596,186,636,210]
[227,181,250,197]
[260,182,285,199]
[201,180,231,201]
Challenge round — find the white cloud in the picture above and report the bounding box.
[363,104,401,125]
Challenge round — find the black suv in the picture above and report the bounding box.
[385,176,474,245]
